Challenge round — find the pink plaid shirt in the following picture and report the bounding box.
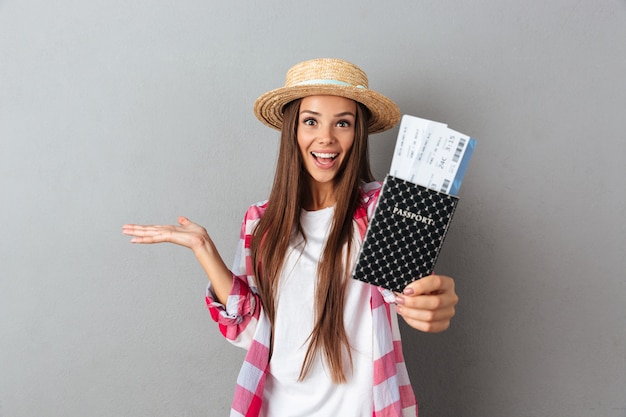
[206,181,418,417]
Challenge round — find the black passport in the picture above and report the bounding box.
[352,175,459,293]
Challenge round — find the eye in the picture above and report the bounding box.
[336,120,351,128]
[302,117,317,126]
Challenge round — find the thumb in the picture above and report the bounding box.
[178,216,190,226]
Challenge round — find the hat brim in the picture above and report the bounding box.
[254,84,400,134]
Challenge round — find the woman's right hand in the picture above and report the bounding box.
[122,216,233,304]
[122,216,210,253]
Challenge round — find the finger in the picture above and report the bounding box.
[403,274,454,296]
[395,304,456,333]
[130,228,175,244]
[400,316,453,333]
[123,219,182,234]
[122,224,161,232]
[396,302,456,322]
[178,216,190,226]
[122,225,161,236]
[122,224,174,243]
[122,224,145,234]
[396,291,458,311]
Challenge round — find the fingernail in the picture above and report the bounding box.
[395,295,405,305]
[403,288,414,295]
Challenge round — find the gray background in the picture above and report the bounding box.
[1,0,625,416]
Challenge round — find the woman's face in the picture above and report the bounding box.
[297,95,357,187]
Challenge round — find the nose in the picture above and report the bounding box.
[317,123,335,144]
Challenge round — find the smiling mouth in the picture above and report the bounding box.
[311,151,338,164]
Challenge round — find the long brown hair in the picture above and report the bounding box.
[250,98,373,383]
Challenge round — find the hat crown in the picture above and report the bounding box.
[284,58,369,89]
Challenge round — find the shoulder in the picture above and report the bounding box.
[244,200,269,222]
[354,180,382,222]
[359,181,382,208]
[238,200,268,237]
[245,182,382,221]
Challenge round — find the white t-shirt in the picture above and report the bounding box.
[261,206,374,417]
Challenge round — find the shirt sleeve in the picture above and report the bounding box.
[205,204,266,349]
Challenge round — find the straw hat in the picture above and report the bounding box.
[254,58,400,134]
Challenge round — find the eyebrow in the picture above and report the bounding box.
[300,110,356,118]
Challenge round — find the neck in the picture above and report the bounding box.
[303,181,336,211]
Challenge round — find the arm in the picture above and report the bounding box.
[122,216,233,304]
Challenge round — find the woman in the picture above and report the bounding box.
[123,58,458,417]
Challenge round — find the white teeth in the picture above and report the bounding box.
[312,152,338,159]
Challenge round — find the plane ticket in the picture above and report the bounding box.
[390,115,476,196]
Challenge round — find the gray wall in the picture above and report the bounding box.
[1,1,625,416]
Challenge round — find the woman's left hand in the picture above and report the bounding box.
[394,274,459,333]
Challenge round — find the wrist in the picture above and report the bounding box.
[192,234,215,259]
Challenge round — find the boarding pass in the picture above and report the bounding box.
[389,115,476,196]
